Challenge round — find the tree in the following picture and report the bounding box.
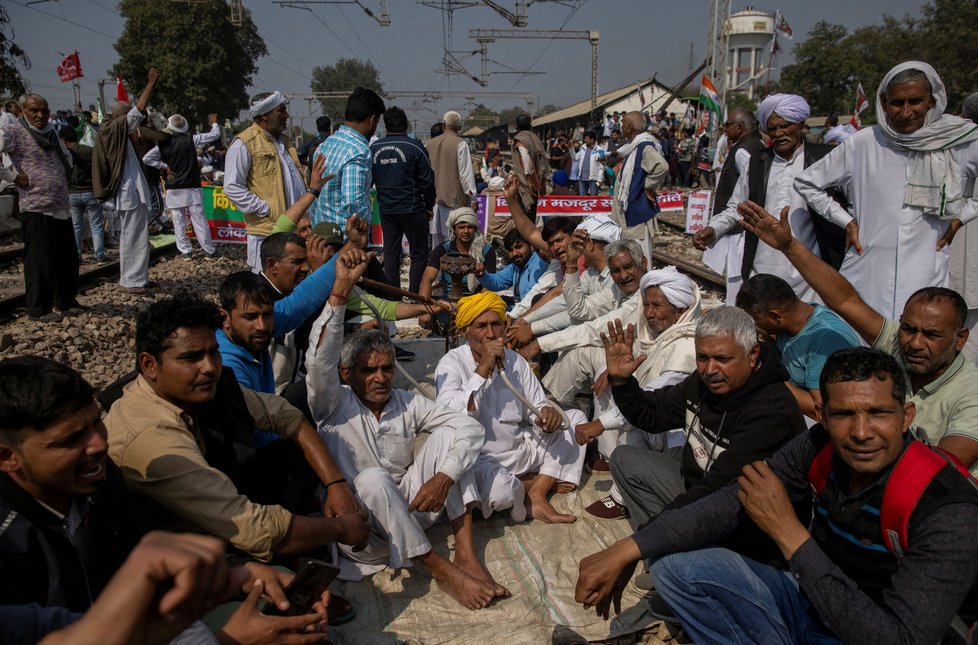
[114,0,267,127]
[535,103,560,117]
[0,6,30,97]
[917,0,978,110]
[464,103,498,130]
[497,105,526,126]
[309,58,382,121]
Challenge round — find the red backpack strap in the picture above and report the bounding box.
[880,442,948,557]
[808,441,834,497]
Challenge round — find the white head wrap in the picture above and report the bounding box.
[875,61,978,217]
[638,266,696,309]
[446,207,486,290]
[757,94,811,134]
[576,213,621,244]
[200,165,215,175]
[823,123,857,145]
[165,114,188,134]
[249,91,286,119]
[487,176,505,190]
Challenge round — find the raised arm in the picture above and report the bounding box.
[738,201,884,344]
[503,174,547,253]
[135,68,159,113]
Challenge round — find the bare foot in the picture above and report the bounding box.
[525,493,577,524]
[432,562,498,610]
[455,553,510,599]
[555,481,577,494]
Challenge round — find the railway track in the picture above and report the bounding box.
[652,213,726,289]
[0,241,179,320]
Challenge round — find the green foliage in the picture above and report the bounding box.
[114,0,267,127]
[0,6,29,97]
[535,103,560,117]
[497,105,526,126]
[917,0,978,110]
[464,103,499,130]
[725,92,757,115]
[309,58,382,121]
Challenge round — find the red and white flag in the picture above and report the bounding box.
[775,11,793,39]
[850,83,868,127]
[115,75,130,103]
[56,51,83,82]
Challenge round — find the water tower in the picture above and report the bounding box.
[726,7,774,100]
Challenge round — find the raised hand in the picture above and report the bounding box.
[504,174,519,202]
[345,214,368,249]
[737,202,795,253]
[309,154,335,192]
[692,226,715,250]
[600,320,647,383]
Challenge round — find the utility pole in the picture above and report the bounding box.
[707,0,731,144]
[469,29,599,118]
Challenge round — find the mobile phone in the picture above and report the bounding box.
[262,558,340,617]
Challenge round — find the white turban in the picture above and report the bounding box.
[576,213,621,244]
[876,61,978,217]
[823,124,857,145]
[639,266,696,309]
[757,94,811,134]
[488,176,505,190]
[447,207,478,230]
[166,114,188,134]
[249,91,286,118]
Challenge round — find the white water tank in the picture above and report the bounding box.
[726,7,775,99]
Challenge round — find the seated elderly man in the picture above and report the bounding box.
[576,348,978,644]
[305,248,507,610]
[105,295,369,564]
[580,268,702,518]
[605,306,807,580]
[736,273,860,420]
[435,292,587,525]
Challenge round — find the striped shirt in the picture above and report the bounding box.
[309,124,371,226]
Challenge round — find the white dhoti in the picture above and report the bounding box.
[431,203,453,249]
[118,205,150,287]
[470,408,587,521]
[543,345,621,459]
[337,428,480,580]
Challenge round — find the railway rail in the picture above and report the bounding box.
[0,241,179,321]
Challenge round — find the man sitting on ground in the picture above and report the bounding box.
[435,292,586,524]
[579,268,702,518]
[740,202,978,473]
[305,248,507,610]
[736,273,861,420]
[604,306,806,571]
[477,229,548,308]
[105,296,369,563]
[0,357,341,643]
[576,348,978,644]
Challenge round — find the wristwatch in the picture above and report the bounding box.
[306,187,321,198]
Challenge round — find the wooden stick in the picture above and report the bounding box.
[356,276,439,306]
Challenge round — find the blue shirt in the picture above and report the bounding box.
[309,125,371,226]
[477,251,548,303]
[777,304,861,389]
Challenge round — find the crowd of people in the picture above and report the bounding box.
[1,57,978,644]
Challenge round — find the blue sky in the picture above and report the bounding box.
[7,0,926,126]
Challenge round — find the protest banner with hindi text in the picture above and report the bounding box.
[685,190,712,233]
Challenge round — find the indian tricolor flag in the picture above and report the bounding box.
[699,75,722,130]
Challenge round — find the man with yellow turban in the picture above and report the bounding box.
[435,292,587,524]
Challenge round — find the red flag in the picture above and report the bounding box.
[850,83,868,128]
[56,51,83,82]
[115,75,130,103]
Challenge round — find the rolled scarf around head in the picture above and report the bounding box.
[638,266,696,309]
[576,212,621,244]
[249,91,286,119]
[446,206,486,291]
[756,93,811,134]
[875,60,978,217]
[455,291,507,329]
[823,124,857,145]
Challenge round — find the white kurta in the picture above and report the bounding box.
[795,127,978,319]
[509,260,562,318]
[537,289,641,354]
[703,147,751,304]
[306,303,485,578]
[525,264,612,336]
[435,346,586,520]
[710,145,819,302]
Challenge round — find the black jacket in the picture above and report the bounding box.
[612,342,806,509]
[157,132,202,190]
[713,132,765,217]
[0,462,153,612]
[370,134,436,215]
[742,143,849,275]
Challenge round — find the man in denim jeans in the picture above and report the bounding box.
[60,127,105,264]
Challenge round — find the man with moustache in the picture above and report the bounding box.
[695,94,847,302]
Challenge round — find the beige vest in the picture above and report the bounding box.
[426,130,470,208]
[235,123,304,236]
